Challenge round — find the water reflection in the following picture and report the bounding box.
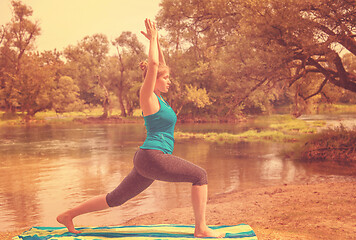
[0,123,334,230]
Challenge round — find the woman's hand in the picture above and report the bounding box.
[141,18,158,41]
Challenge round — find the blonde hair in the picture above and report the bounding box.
[139,61,169,79]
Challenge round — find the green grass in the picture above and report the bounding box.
[318,103,356,114]
[0,108,143,125]
[175,114,327,143]
[175,130,297,143]
[34,108,123,119]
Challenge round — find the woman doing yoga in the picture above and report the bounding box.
[57,18,225,238]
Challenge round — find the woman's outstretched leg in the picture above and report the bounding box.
[192,185,225,238]
[57,194,109,234]
[57,165,154,234]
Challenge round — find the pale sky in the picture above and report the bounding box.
[0,0,162,53]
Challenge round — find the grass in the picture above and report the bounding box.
[0,108,143,125]
[34,108,127,119]
[318,103,356,114]
[175,129,296,142]
[175,114,327,143]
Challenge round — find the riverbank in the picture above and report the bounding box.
[1,103,356,126]
[2,176,355,240]
[124,177,356,240]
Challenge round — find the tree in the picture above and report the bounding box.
[112,31,146,117]
[157,0,280,116]
[95,75,110,118]
[64,33,110,117]
[0,0,40,113]
[157,0,356,116]
[15,52,54,118]
[51,76,83,114]
[160,46,217,117]
[235,0,356,114]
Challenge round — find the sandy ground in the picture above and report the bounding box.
[2,178,355,240]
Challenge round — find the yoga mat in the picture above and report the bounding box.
[13,224,258,239]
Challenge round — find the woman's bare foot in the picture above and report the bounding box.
[194,226,225,238]
[56,213,81,234]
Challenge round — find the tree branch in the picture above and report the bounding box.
[227,77,268,115]
[307,56,356,93]
[315,22,356,56]
[303,77,329,101]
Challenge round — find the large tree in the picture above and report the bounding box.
[64,33,110,117]
[157,0,356,116]
[0,0,40,113]
[112,31,146,117]
[15,52,54,118]
[51,76,83,114]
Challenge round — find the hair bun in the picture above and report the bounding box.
[139,61,148,71]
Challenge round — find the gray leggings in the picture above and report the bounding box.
[106,148,208,207]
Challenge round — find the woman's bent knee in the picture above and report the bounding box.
[193,168,208,186]
[106,192,120,208]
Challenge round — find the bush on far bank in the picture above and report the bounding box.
[297,126,356,166]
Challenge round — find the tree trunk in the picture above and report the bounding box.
[96,75,110,119]
[4,99,15,113]
[117,53,127,117]
[125,96,134,116]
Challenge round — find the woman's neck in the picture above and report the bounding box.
[154,89,161,97]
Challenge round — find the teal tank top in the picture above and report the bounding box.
[140,93,177,154]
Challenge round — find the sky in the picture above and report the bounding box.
[0,0,162,53]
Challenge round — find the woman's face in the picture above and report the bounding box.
[155,70,171,93]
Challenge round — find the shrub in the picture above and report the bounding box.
[299,125,356,166]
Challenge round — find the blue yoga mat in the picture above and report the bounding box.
[13,224,258,239]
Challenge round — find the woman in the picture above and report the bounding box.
[57,18,224,238]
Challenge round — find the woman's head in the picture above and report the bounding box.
[139,61,171,93]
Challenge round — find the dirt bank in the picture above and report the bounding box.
[124,180,356,240]
[3,179,355,240]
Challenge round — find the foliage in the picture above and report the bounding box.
[185,84,212,108]
[111,31,147,117]
[157,0,356,117]
[63,33,109,106]
[175,84,212,115]
[51,76,84,113]
[1,0,355,120]
[0,0,41,113]
[15,53,54,116]
[297,126,356,165]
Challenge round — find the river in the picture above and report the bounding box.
[0,114,355,230]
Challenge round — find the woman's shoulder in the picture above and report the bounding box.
[140,92,160,116]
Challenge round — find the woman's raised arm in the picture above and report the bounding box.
[140,19,159,101]
[141,20,166,66]
[157,36,166,66]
